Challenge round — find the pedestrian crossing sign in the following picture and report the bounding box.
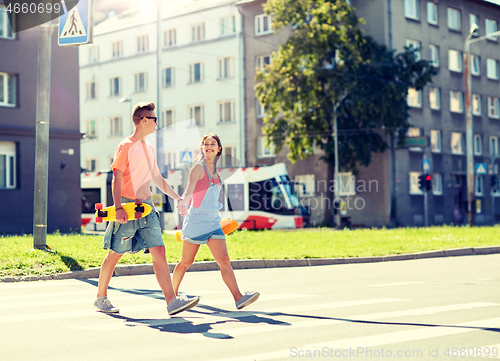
[58,0,93,46]
[181,151,193,164]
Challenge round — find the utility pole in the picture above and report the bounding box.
[33,18,54,249]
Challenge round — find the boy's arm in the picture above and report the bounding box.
[151,172,188,216]
[112,169,128,223]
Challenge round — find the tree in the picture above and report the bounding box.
[255,0,436,225]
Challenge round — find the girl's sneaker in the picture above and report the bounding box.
[94,296,119,313]
[236,291,260,310]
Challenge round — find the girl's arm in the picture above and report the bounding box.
[182,165,205,207]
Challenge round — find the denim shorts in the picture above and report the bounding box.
[103,197,164,254]
[182,210,226,245]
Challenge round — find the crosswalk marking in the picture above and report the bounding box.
[176,302,497,341]
[370,281,425,287]
[208,316,500,361]
[0,279,83,289]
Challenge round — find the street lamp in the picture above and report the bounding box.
[118,96,133,134]
[464,26,500,225]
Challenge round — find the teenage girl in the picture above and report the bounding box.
[172,134,259,310]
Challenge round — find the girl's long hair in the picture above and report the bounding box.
[193,133,223,174]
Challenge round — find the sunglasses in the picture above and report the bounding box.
[143,116,158,123]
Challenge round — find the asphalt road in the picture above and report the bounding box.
[1,254,499,361]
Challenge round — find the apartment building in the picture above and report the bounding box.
[79,0,244,177]
[0,6,81,233]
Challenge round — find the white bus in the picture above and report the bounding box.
[81,171,113,231]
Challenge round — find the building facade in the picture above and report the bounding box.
[0,8,81,234]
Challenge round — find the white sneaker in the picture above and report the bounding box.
[94,296,119,313]
[167,295,200,315]
[236,291,260,310]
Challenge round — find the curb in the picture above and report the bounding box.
[1,245,499,283]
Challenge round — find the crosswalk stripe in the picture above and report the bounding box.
[176,302,497,341]
[370,281,425,287]
[208,316,500,361]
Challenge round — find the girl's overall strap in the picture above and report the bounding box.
[199,162,213,182]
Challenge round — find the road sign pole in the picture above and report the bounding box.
[33,22,54,249]
[422,156,430,227]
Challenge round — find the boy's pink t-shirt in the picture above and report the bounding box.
[111,136,160,201]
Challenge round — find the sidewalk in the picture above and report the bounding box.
[1,245,499,283]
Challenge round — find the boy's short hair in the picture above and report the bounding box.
[132,102,155,124]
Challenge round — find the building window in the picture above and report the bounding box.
[488,97,500,118]
[0,72,16,107]
[475,175,484,196]
[189,62,203,83]
[427,2,438,25]
[134,72,147,92]
[409,172,424,195]
[430,130,442,153]
[86,159,97,172]
[218,100,235,123]
[137,35,149,53]
[451,132,464,154]
[221,15,236,36]
[429,87,440,110]
[162,67,174,88]
[295,174,316,197]
[257,137,275,158]
[218,57,234,79]
[406,39,421,60]
[88,46,99,63]
[432,173,443,195]
[471,55,480,76]
[470,14,479,33]
[220,146,237,168]
[256,54,272,71]
[486,58,499,79]
[109,77,121,97]
[112,41,123,58]
[474,134,483,156]
[0,141,16,189]
[407,127,423,152]
[86,81,97,100]
[407,88,422,107]
[338,172,356,196]
[188,105,204,127]
[0,5,15,39]
[109,116,122,136]
[404,0,420,20]
[256,98,266,118]
[448,49,462,72]
[450,90,464,113]
[490,136,499,157]
[429,44,439,67]
[164,28,176,47]
[191,22,205,42]
[486,19,498,40]
[472,94,481,115]
[255,14,273,36]
[86,120,97,139]
[447,8,461,30]
[162,109,175,128]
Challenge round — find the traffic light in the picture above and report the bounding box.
[425,174,432,191]
[418,174,426,191]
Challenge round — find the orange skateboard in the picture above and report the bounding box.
[95,200,152,223]
[175,219,239,242]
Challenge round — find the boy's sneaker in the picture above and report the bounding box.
[236,291,260,310]
[167,295,200,316]
[94,296,119,313]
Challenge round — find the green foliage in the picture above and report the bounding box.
[256,0,437,174]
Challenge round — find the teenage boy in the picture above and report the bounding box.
[94,101,200,316]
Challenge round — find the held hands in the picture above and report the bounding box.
[177,198,188,216]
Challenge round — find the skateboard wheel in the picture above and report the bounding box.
[134,212,141,219]
[95,203,103,210]
[95,217,103,223]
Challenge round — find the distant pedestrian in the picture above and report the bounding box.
[94,101,200,316]
[172,134,259,310]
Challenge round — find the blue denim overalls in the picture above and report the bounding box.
[182,162,225,244]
